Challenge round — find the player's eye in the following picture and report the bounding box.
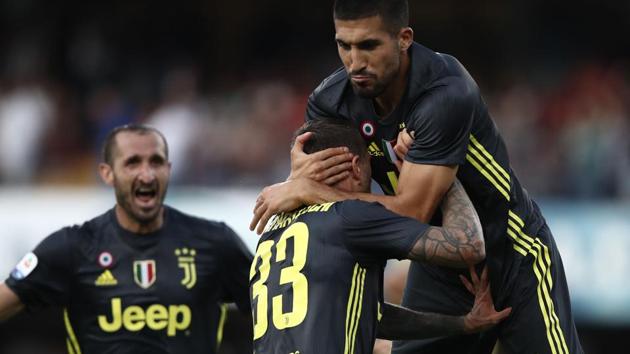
[124,156,141,167]
[150,155,165,166]
[336,40,350,51]
[357,40,380,51]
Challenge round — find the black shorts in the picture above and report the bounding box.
[393,224,584,354]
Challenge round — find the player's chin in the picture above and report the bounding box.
[351,83,380,99]
[132,206,162,224]
[130,198,162,219]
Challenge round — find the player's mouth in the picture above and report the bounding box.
[133,184,159,209]
[350,75,374,86]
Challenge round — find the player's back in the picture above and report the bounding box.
[250,202,382,354]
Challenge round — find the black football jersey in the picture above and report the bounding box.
[306,42,547,305]
[5,206,252,354]
[250,200,428,354]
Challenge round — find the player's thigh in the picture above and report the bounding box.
[498,229,583,354]
[400,261,474,314]
[393,334,483,354]
[393,262,490,354]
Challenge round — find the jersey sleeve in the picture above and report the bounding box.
[337,200,429,264]
[4,228,74,310]
[218,223,254,313]
[405,79,476,166]
[305,92,334,121]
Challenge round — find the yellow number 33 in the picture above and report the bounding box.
[250,222,309,340]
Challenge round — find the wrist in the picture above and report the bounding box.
[462,314,474,334]
[293,178,314,204]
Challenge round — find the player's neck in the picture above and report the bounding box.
[373,52,410,118]
[115,205,164,235]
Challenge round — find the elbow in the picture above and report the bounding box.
[463,235,486,265]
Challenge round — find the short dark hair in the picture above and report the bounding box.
[293,118,367,161]
[102,124,169,164]
[333,0,409,34]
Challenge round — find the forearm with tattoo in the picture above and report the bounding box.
[377,303,465,340]
[408,180,485,268]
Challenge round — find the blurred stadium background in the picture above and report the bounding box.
[0,0,628,353]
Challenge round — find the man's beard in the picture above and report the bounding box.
[350,61,399,99]
[351,79,388,98]
[114,179,166,225]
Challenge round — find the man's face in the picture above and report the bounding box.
[334,15,402,98]
[106,132,171,225]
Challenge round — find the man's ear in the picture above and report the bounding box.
[399,27,414,52]
[351,155,362,181]
[99,163,114,186]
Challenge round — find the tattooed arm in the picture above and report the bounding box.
[377,303,464,340]
[408,180,485,267]
[377,267,511,340]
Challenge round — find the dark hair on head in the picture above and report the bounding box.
[293,118,367,161]
[102,124,169,164]
[333,0,409,34]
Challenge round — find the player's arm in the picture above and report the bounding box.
[406,179,484,267]
[0,283,24,322]
[254,138,456,226]
[252,81,475,230]
[255,178,483,268]
[377,267,511,340]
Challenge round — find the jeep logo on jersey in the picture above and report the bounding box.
[175,248,197,289]
[98,298,191,336]
[133,260,156,289]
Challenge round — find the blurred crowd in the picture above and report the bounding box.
[0,59,628,199]
[0,66,304,187]
[0,0,629,199]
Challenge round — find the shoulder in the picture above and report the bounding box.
[40,210,111,251]
[335,199,392,222]
[407,55,479,126]
[308,67,348,113]
[408,43,479,103]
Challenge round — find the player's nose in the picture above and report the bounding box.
[137,163,156,182]
[349,49,367,73]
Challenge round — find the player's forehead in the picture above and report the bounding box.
[113,131,166,160]
[334,15,391,43]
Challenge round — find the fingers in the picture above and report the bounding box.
[393,129,414,159]
[494,307,512,322]
[311,147,351,165]
[459,274,474,295]
[256,209,274,235]
[309,149,352,182]
[400,129,414,145]
[250,202,267,231]
[322,170,350,186]
[469,265,480,289]
[318,159,353,179]
[393,144,407,161]
[481,266,489,288]
[292,132,312,152]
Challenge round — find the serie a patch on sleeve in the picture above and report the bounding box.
[11,252,38,280]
